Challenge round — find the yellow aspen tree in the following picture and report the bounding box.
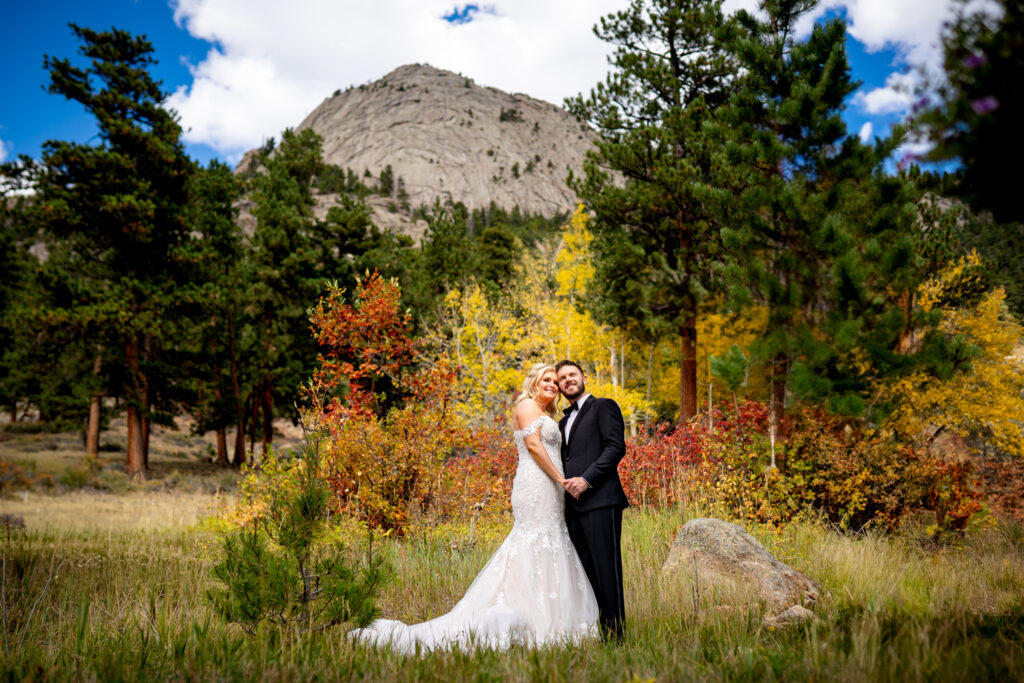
[884,254,1024,456]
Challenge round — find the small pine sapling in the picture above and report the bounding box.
[208,419,388,633]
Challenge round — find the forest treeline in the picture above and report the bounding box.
[1,0,1022,479]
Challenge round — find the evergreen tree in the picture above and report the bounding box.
[209,426,387,633]
[718,1,927,425]
[30,25,194,476]
[959,217,1024,319]
[477,225,518,291]
[0,172,34,423]
[0,181,85,431]
[418,199,478,297]
[248,127,325,456]
[181,160,249,465]
[567,0,738,423]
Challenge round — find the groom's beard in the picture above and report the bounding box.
[560,383,585,402]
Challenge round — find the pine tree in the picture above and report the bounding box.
[209,425,387,633]
[0,177,40,424]
[567,0,738,423]
[248,127,325,457]
[718,1,928,426]
[31,25,194,476]
[180,160,249,466]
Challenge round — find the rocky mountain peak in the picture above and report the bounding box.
[238,63,597,233]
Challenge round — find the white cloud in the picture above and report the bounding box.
[858,121,873,142]
[167,0,624,157]
[165,0,994,158]
[831,0,957,69]
[852,70,917,114]
[832,0,1003,118]
[0,139,8,164]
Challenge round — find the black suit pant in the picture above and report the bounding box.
[565,505,624,639]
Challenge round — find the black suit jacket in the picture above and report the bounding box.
[559,396,630,512]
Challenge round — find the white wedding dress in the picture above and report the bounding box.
[350,415,599,652]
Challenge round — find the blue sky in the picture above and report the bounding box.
[1,0,222,164]
[0,1,938,169]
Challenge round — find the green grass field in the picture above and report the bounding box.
[2,425,1023,681]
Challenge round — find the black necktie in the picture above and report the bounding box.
[563,404,575,417]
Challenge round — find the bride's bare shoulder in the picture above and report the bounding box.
[513,398,542,430]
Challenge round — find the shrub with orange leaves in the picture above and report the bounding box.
[780,408,982,533]
[309,272,426,419]
[320,402,464,533]
[296,272,514,536]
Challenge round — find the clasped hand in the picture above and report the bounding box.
[562,476,590,499]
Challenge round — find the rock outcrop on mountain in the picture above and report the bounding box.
[237,63,598,237]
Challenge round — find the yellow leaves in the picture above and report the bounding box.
[917,250,984,312]
[884,286,1024,457]
[554,204,595,297]
[432,204,650,427]
[434,283,539,423]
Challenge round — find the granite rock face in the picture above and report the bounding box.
[237,63,597,236]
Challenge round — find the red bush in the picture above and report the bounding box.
[621,401,769,506]
[620,401,982,535]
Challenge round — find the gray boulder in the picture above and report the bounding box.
[662,518,824,620]
[763,605,816,627]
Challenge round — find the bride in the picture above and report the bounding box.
[350,363,599,652]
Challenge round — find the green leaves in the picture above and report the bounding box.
[209,435,387,633]
[709,345,749,393]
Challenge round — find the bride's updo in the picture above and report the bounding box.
[514,363,558,418]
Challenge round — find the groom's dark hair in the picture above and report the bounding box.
[555,360,584,375]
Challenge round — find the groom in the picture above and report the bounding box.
[555,360,629,640]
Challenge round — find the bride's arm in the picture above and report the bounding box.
[515,401,566,486]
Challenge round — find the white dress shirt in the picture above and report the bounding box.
[564,393,591,444]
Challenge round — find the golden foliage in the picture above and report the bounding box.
[917,250,984,312]
[433,205,650,427]
[884,283,1024,457]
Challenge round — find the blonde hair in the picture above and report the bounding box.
[514,363,558,418]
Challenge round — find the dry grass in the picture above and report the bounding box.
[2,425,1024,680]
[0,489,233,533]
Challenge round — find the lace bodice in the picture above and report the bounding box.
[511,415,565,525]
[512,415,563,470]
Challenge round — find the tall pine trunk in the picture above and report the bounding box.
[262,377,273,457]
[227,314,246,467]
[86,398,101,457]
[234,415,247,466]
[141,333,152,469]
[261,311,273,457]
[85,352,103,458]
[216,428,228,465]
[250,394,258,460]
[125,339,145,478]
[213,386,229,466]
[680,309,698,424]
[677,211,698,425]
